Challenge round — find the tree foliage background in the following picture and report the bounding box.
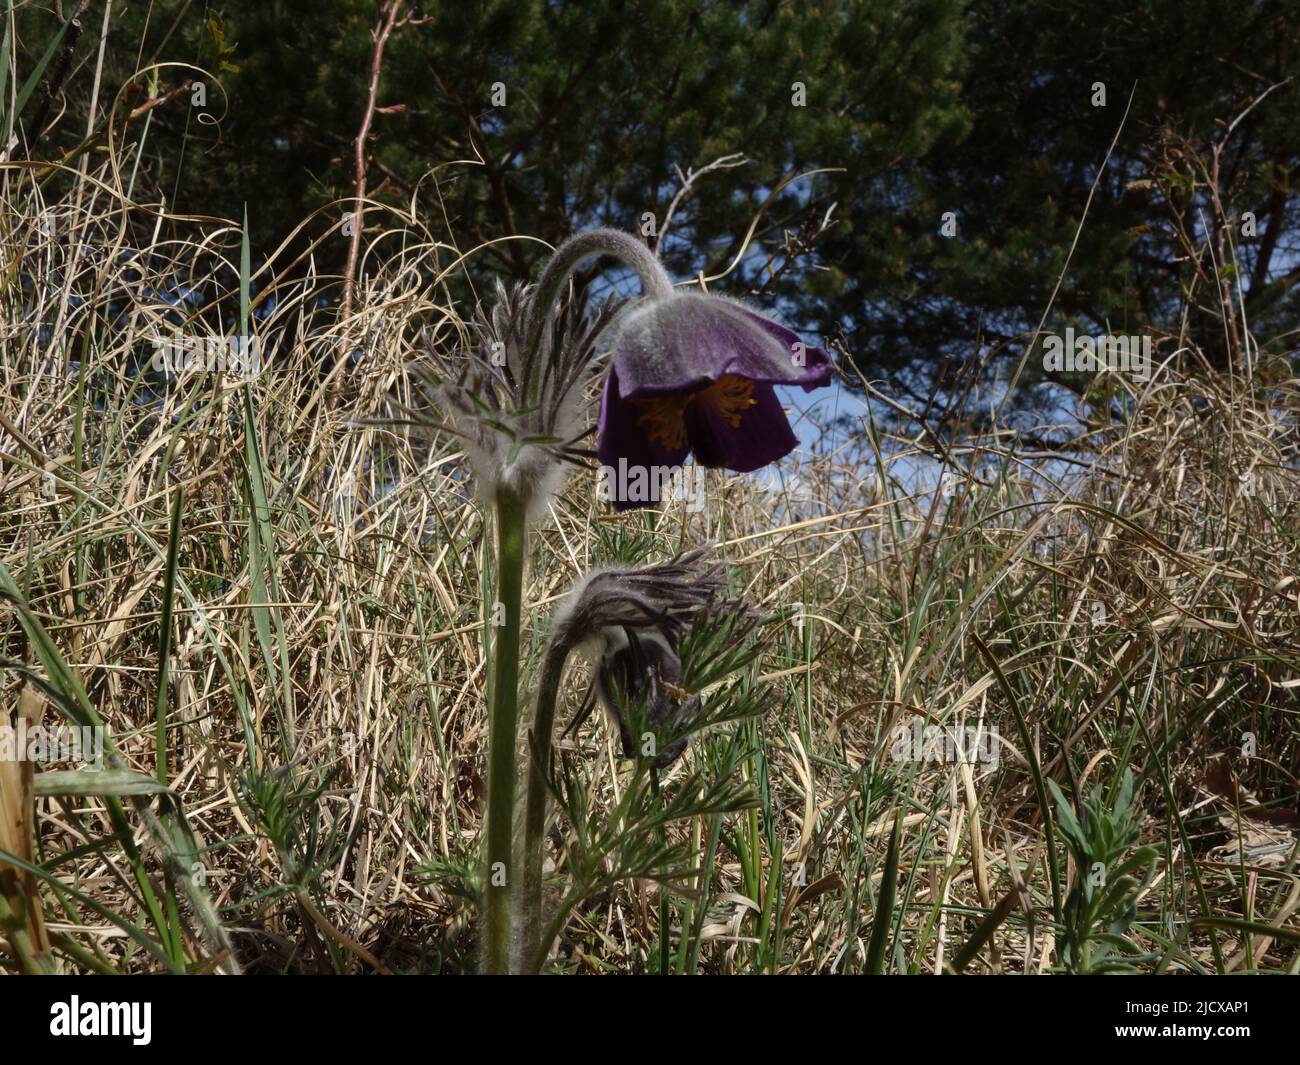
[12,0,1300,411]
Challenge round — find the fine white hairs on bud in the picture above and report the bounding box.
[400,280,625,514]
[548,547,724,648]
[546,548,745,768]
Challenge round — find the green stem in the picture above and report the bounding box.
[483,228,673,972]
[530,897,578,974]
[484,484,527,974]
[518,639,572,968]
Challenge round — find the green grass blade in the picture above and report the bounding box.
[865,809,902,974]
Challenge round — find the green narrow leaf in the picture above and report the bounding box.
[12,6,76,120]
[1191,917,1300,945]
[156,484,184,785]
[0,847,181,971]
[865,809,903,974]
[238,208,295,754]
[0,4,14,142]
[972,631,1064,925]
[34,769,177,799]
[947,890,1019,974]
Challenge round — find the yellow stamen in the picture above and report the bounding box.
[631,391,692,450]
[700,374,758,428]
[631,374,758,449]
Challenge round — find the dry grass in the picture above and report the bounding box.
[2,150,1299,974]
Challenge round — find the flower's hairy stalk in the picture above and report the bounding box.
[523,228,675,367]
[379,227,825,974]
[392,231,679,974]
[517,549,725,968]
[484,481,526,974]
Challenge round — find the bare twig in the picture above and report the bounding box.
[340,0,407,327]
[656,152,749,253]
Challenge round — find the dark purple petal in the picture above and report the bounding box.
[732,306,834,392]
[597,627,691,768]
[686,380,797,472]
[610,294,833,399]
[594,292,832,492]
[596,367,691,510]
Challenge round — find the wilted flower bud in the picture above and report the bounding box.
[547,548,732,767]
[593,624,697,768]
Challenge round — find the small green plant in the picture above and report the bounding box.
[1049,770,1157,973]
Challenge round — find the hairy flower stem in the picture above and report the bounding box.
[518,638,573,968]
[481,232,675,973]
[484,484,527,974]
[523,228,675,365]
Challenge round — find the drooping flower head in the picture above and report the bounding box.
[547,548,736,768]
[593,625,696,768]
[390,230,832,517]
[390,229,680,516]
[596,293,833,508]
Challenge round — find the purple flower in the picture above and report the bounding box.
[596,294,833,508]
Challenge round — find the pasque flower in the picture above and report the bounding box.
[546,547,726,768]
[596,294,833,507]
[391,229,678,974]
[520,547,755,967]
[381,228,817,973]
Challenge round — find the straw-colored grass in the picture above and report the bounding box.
[1,146,1298,974]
